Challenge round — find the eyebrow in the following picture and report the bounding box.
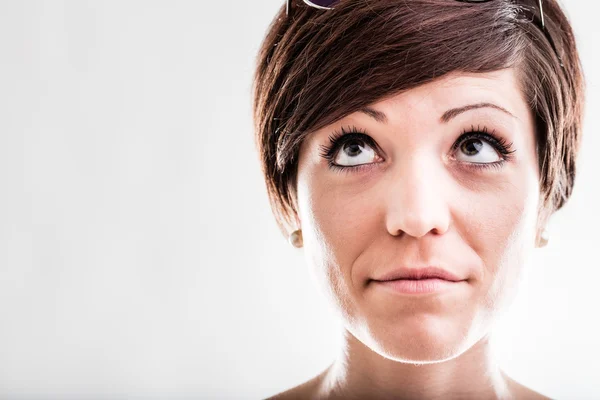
[358,102,516,125]
[359,107,389,124]
[439,102,516,123]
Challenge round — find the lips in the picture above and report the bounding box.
[372,266,464,282]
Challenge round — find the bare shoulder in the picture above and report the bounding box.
[265,373,324,400]
[510,385,552,400]
[504,374,553,400]
[512,385,553,400]
[265,369,553,399]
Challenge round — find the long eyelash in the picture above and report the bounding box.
[317,125,376,170]
[318,124,517,173]
[453,124,517,170]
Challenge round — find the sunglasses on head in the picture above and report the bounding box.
[285,0,563,68]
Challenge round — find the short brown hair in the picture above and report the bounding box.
[252,0,585,238]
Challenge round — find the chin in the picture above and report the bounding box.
[355,314,478,364]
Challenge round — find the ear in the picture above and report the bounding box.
[534,208,551,248]
[535,226,549,248]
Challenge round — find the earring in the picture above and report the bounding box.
[289,229,303,248]
[538,228,549,248]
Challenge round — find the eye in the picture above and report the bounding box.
[333,138,377,166]
[318,124,516,173]
[318,126,382,170]
[456,137,500,163]
[452,125,516,167]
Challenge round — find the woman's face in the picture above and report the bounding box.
[295,69,541,362]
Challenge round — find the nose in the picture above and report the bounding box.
[384,156,451,239]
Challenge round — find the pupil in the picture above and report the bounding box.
[344,141,362,157]
[463,139,483,155]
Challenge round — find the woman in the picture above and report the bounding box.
[252,0,585,398]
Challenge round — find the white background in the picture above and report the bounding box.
[0,0,598,399]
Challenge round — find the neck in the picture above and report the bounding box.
[315,330,514,400]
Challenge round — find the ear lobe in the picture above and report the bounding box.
[289,229,304,248]
[534,205,552,248]
[535,227,549,248]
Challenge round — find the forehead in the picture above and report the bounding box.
[370,69,528,123]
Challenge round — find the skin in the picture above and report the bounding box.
[269,69,552,399]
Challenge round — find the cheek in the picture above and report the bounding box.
[466,176,539,316]
[310,184,376,248]
[297,173,377,319]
